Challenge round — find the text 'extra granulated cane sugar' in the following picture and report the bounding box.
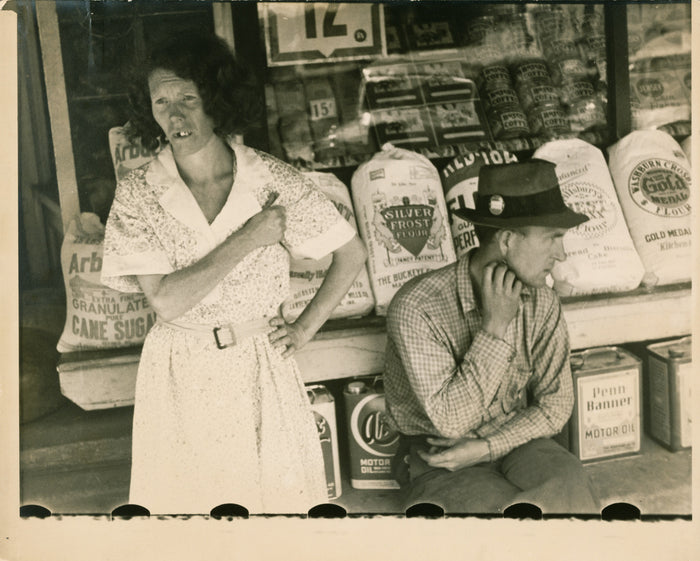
[306,384,343,499]
[343,378,400,489]
[568,347,642,462]
[607,129,692,287]
[440,149,518,258]
[351,144,456,315]
[534,139,645,296]
[282,172,375,322]
[645,337,692,452]
[57,213,156,352]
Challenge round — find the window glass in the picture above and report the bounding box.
[258,2,610,169]
[627,3,691,136]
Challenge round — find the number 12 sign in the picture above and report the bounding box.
[263,3,385,66]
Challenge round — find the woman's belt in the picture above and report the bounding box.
[158,317,274,349]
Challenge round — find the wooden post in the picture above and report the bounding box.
[36,1,81,233]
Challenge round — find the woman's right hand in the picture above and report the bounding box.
[243,206,286,247]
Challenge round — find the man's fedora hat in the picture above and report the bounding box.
[452,159,589,229]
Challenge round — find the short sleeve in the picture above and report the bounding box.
[261,154,355,260]
[101,171,174,293]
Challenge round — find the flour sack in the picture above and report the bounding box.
[534,139,645,296]
[351,144,457,315]
[607,130,692,286]
[282,172,375,322]
[440,149,518,258]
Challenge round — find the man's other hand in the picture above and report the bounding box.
[481,261,522,339]
[417,437,491,471]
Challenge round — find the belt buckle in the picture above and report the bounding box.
[213,326,235,349]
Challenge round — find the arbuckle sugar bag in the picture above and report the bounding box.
[57,213,156,352]
[351,144,457,315]
[534,139,645,296]
[108,126,159,181]
[607,130,692,287]
[440,149,518,258]
[282,172,375,322]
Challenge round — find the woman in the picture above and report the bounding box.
[101,32,367,514]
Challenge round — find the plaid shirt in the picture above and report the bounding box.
[384,251,574,461]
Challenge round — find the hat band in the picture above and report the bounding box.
[474,186,567,219]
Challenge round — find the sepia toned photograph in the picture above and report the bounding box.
[5,0,696,557]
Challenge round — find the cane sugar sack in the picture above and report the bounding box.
[441,149,518,258]
[351,144,457,315]
[282,172,375,322]
[608,130,692,287]
[534,139,645,296]
[57,213,156,352]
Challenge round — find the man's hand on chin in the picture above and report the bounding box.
[417,436,491,471]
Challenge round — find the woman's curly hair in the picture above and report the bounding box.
[125,31,262,151]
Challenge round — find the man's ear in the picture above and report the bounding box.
[496,229,519,256]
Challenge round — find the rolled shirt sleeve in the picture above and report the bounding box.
[101,172,174,293]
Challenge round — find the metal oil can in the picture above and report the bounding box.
[646,336,692,451]
[569,346,642,462]
[343,376,400,489]
[306,384,342,499]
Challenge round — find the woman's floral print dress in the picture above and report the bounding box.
[101,142,355,514]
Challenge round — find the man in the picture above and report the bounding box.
[384,159,600,514]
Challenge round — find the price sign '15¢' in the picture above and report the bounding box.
[263,3,385,66]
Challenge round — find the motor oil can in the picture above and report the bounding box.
[569,346,642,462]
[646,336,692,451]
[306,384,342,499]
[343,377,400,489]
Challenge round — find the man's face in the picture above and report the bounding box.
[504,225,568,288]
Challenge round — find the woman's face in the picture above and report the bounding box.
[148,68,216,158]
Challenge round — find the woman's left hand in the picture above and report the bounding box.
[268,316,311,358]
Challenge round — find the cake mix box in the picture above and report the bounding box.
[351,144,457,315]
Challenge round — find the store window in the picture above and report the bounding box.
[626,3,692,137]
[258,2,610,170]
[54,1,216,222]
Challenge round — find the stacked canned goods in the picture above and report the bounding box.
[512,58,571,138]
[479,63,530,140]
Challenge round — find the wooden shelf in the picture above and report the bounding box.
[56,284,691,410]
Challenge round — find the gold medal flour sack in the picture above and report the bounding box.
[351,144,457,315]
[57,213,156,352]
[607,130,692,287]
[534,139,645,296]
[282,172,375,322]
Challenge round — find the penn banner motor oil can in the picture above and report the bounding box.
[306,384,342,500]
[343,377,400,489]
[646,336,692,452]
[569,346,642,462]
